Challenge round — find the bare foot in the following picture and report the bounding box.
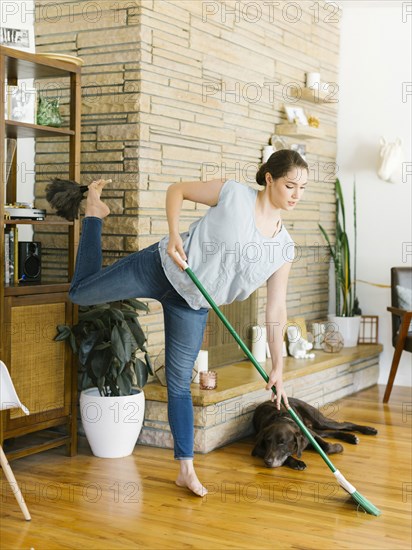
[85,179,110,218]
[175,460,208,497]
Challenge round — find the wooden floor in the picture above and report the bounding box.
[1,384,411,550]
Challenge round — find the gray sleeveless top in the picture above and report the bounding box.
[158,179,295,310]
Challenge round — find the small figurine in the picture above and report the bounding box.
[308,115,320,128]
[287,326,315,359]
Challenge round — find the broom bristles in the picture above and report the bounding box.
[351,490,381,516]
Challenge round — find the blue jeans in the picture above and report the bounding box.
[69,217,209,459]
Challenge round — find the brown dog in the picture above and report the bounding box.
[252,397,377,469]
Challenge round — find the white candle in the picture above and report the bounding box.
[193,350,208,383]
[262,145,274,163]
[306,72,321,88]
[251,326,267,363]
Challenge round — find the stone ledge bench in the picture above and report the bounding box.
[138,343,383,454]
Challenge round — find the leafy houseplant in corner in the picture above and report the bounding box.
[55,299,153,458]
[319,178,362,347]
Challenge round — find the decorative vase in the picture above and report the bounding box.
[36,96,62,127]
[326,315,361,348]
[79,387,145,458]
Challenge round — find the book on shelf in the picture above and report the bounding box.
[3,227,19,285]
[13,226,18,284]
[4,138,17,197]
[9,229,14,283]
[4,230,10,285]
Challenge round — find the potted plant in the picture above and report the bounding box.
[319,178,362,347]
[55,298,153,458]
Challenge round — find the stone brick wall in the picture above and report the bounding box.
[34,0,340,360]
[34,0,141,271]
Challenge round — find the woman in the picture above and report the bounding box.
[69,149,308,497]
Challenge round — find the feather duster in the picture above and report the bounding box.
[45,178,89,221]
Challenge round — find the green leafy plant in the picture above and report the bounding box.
[318,177,362,317]
[55,299,153,396]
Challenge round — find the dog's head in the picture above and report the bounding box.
[252,418,307,468]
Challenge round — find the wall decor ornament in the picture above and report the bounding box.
[0,26,34,52]
[284,105,308,125]
[377,137,404,183]
[358,315,379,344]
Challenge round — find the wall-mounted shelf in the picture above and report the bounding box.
[275,123,323,139]
[6,120,74,139]
[288,87,337,104]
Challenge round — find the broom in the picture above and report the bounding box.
[45,178,112,221]
[177,253,381,516]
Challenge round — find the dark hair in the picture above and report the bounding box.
[256,149,308,186]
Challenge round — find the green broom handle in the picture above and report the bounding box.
[182,262,337,473]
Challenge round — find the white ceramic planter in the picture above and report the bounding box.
[79,388,145,458]
[327,315,361,348]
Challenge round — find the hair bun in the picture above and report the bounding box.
[256,163,267,186]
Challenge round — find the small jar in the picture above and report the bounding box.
[199,370,217,390]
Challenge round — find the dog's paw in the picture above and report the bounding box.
[363,427,378,435]
[328,443,344,454]
[293,460,307,471]
[347,434,360,444]
[284,456,307,470]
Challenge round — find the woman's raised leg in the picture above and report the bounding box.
[70,179,109,286]
[69,181,172,305]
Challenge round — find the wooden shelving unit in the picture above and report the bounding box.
[4,282,71,297]
[4,219,74,225]
[0,45,81,460]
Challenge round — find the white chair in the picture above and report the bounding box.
[0,360,31,521]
